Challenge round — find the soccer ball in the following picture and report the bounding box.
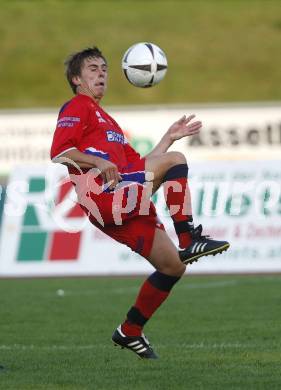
[122,42,168,88]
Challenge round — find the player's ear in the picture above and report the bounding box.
[72,75,81,87]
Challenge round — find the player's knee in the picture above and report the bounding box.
[175,262,186,277]
[159,261,186,277]
[167,151,187,166]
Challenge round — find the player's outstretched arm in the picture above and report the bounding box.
[145,115,202,158]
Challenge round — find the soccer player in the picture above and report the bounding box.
[50,47,230,359]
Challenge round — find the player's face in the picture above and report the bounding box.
[77,56,108,101]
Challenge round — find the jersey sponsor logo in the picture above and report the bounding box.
[95,111,107,123]
[106,130,125,144]
[57,116,80,128]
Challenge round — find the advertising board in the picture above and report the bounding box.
[0,160,280,276]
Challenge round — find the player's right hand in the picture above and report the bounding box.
[92,157,122,190]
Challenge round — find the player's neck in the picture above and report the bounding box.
[77,88,102,104]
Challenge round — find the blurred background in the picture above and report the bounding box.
[1,1,281,388]
[0,0,281,275]
[1,0,281,108]
[0,0,280,275]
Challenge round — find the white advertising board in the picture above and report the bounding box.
[0,103,280,174]
[0,160,280,277]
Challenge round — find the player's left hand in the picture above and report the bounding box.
[167,114,202,142]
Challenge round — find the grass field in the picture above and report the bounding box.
[0,275,280,389]
[1,0,281,108]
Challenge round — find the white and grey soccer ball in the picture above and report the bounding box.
[122,42,168,88]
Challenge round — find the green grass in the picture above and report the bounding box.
[0,0,281,108]
[0,275,281,389]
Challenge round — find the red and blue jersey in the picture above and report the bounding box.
[50,95,162,252]
[50,94,141,171]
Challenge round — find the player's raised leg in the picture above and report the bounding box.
[145,151,230,263]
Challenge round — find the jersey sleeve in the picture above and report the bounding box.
[50,100,89,160]
[123,138,141,164]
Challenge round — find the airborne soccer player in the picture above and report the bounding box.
[50,46,230,359]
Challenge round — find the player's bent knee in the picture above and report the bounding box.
[167,151,187,166]
[157,262,186,277]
